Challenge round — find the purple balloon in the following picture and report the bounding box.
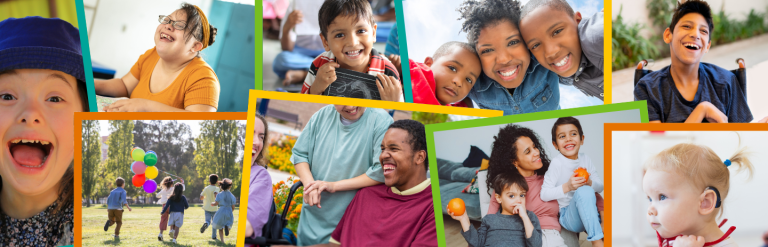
[143,179,158,193]
[131,161,146,174]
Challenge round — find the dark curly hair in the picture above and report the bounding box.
[457,0,523,48]
[388,119,428,170]
[669,0,713,41]
[486,124,550,196]
[521,0,574,21]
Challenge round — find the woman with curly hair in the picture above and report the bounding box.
[457,0,560,115]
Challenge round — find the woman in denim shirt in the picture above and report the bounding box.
[458,0,560,115]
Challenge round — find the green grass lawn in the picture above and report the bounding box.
[82,204,239,247]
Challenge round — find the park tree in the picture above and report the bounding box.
[194,120,245,196]
[105,120,137,196]
[81,120,102,207]
[133,120,196,199]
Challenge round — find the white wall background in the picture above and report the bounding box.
[402,0,604,109]
[84,0,214,77]
[611,0,768,39]
[433,109,643,186]
[612,131,768,246]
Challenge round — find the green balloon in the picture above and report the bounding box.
[132,148,145,162]
[144,152,158,166]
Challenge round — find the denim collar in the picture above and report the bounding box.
[474,55,543,92]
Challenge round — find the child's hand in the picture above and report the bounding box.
[376,74,403,102]
[567,173,587,191]
[387,54,402,75]
[689,102,727,123]
[309,62,340,94]
[446,206,471,232]
[673,235,705,247]
[512,203,527,216]
[758,116,768,123]
[105,98,150,112]
[284,10,304,30]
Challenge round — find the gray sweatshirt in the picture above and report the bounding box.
[461,210,543,247]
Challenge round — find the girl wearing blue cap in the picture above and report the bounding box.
[95,3,221,112]
[0,16,87,246]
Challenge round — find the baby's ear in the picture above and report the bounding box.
[424,57,434,67]
[699,188,718,215]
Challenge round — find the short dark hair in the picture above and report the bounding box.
[432,41,476,61]
[77,80,89,111]
[486,124,550,196]
[550,117,584,143]
[209,174,219,185]
[669,0,713,41]
[318,0,374,39]
[521,0,574,21]
[492,171,528,196]
[219,178,233,190]
[115,177,125,187]
[388,119,428,170]
[457,0,523,48]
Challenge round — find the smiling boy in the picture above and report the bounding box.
[634,0,751,123]
[300,0,402,102]
[519,0,604,101]
[410,41,481,106]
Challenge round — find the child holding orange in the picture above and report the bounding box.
[541,117,604,246]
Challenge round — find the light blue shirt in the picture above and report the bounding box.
[107,187,127,210]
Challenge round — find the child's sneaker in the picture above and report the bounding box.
[171,239,176,243]
[225,225,230,236]
[200,222,208,233]
[158,233,163,241]
[114,235,119,241]
[104,220,111,231]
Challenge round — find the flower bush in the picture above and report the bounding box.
[273,177,303,234]
[268,135,297,174]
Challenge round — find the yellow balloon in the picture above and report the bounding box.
[145,166,158,179]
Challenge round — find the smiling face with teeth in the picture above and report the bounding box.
[475,20,531,89]
[320,15,376,73]
[0,69,81,198]
[664,13,712,67]
[552,123,583,160]
[519,6,583,77]
[380,128,426,191]
[155,10,202,61]
[512,136,544,172]
[333,105,365,121]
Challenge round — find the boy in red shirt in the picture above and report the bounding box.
[409,41,481,106]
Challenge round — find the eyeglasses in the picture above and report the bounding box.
[158,15,187,31]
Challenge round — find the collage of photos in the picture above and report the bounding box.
[1,0,767,246]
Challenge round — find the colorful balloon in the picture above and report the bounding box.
[144,151,158,166]
[132,148,145,162]
[131,161,146,174]
[145,166,158,179]
[130,147,137,156]
[132,174,145,187]
[143,179,157,193]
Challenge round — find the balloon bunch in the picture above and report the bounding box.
[130,147,159,193]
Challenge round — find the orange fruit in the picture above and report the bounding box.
[447,198,466,216]
[574,167,589,181]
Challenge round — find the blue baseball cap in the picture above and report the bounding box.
[0,16,85,83]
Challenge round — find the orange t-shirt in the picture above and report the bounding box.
[129,47,220,109]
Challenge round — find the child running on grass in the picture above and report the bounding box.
[157,176,174,241]
[105,177,132,241]
[161,183,189,244]
[200,174,221,240]
[211,178,237,242]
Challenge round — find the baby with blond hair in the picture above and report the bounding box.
[644,143,754,247]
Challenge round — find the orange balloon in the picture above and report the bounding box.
[574,167,589,181]
[447,198,466,216]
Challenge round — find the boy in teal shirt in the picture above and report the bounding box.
[290,105,393,245]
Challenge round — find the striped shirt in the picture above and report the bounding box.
[300,48,400,94]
